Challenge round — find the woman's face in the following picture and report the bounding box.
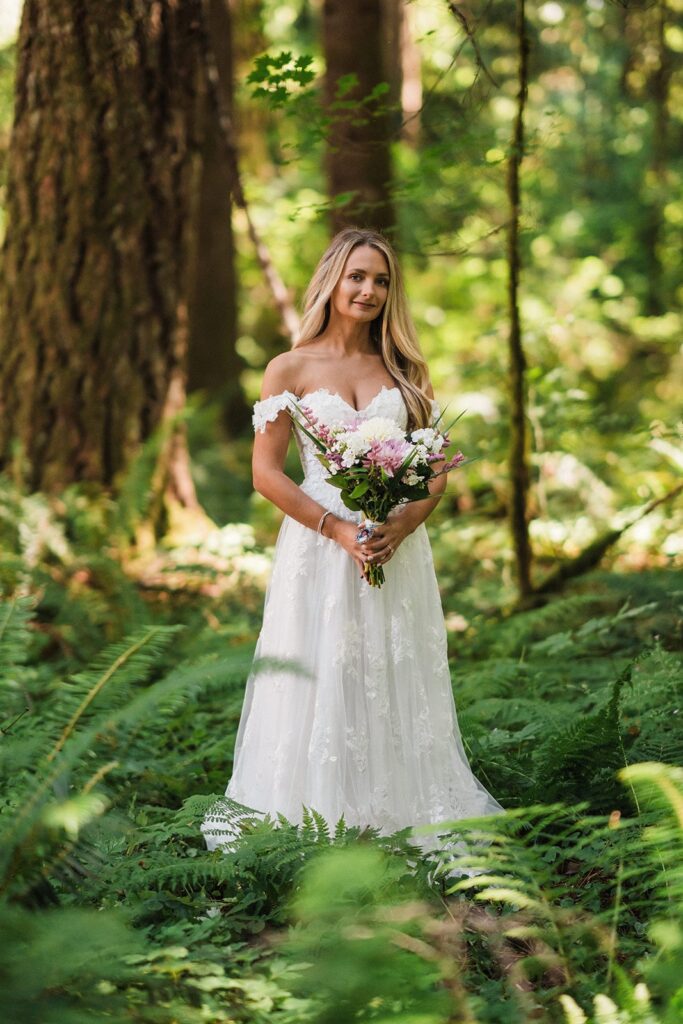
[330,244,390,324]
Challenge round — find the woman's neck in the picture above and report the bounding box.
[319,311,376,357]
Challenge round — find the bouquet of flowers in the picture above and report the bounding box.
[289,401,473,587]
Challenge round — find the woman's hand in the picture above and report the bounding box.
[326,510,414,575]
[326,518,372,576]
[358,511,414,567]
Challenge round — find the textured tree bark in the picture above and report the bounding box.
[187,0,249,436]
[506,0,533,602]
[0,0,205,498]
[322,0,398,235]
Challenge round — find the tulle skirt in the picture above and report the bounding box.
[201,505,503,854]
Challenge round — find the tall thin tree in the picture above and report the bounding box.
[188,0,249,436]
[642,0,672,317]
[506,0,533,601]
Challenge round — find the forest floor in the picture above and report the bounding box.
[1,473,682,1022]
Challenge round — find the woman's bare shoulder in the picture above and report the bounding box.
[260,350,307,398]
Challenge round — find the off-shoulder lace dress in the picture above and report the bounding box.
[201,385,503,854]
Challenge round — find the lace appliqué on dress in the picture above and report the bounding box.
[252,391,298,433]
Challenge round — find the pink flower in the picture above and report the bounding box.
[362,438,412,477]
[442,451,466,472]
[299,405,317,423]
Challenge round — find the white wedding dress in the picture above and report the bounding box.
[201,385,503,854]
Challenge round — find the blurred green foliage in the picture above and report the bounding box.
[225,0,682,585]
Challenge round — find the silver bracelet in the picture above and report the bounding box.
[317,510,333,535]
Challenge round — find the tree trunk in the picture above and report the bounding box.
[322,0,398,235]
[642,0,671,317]
[400,0,422,146]
[506,0,533,602]
[0,0,204,497]
[187,0,249,436]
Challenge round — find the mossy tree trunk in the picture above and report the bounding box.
[322,0,398,235]
[0,0,205,502]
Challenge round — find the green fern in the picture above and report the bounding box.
[0,593,36,677]
[0,637,260,904]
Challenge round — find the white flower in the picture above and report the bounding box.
[404,470,420,486]
[411,427,444,453]
[340,416,405,453]
[411,444,429,465]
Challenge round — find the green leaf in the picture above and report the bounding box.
[324,475,346,489]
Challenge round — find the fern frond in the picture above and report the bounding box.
[42,625,185,759]
[0,594,37,677]
[0,649,254,894]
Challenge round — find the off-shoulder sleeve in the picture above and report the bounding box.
[252,391,297,433]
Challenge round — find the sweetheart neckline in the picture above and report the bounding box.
[296,384,401,414]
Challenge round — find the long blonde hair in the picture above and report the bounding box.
[294,227,433,430]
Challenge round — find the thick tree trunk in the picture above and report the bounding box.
[187,0,249,435]
[506,0,533,602]
[0,0,204,496]
[322,0,398,235]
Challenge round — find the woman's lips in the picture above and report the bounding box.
[354,301,375,308]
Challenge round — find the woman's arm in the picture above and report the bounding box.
[252,356,370,574]
[252,355,328,531]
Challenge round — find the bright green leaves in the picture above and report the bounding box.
[247,51,315,108]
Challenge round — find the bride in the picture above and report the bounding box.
[202,227,503,854]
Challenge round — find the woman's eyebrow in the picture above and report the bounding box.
[348,267,390,277]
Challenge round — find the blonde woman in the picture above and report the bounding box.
[202,228,502,856]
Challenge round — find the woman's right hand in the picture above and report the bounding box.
[326,517,369,576]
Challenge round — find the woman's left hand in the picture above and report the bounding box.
[359,512,413,565]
